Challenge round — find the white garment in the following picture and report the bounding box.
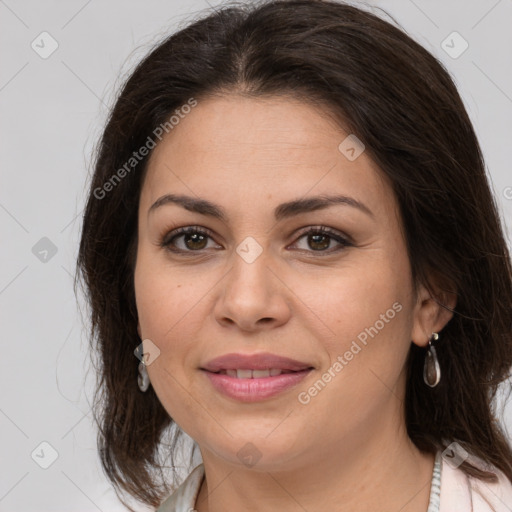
[155,450,512,512]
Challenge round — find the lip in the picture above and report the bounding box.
[200,352,314,402]
[201,352,313,372]
[202,368,313,402]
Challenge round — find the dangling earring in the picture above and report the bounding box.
[423,332,440,388]
[138,361,150,392]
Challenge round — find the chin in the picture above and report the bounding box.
[202,433,304,471]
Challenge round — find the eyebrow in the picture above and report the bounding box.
[148,193,374,221]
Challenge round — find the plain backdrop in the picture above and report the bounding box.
[1,0,511,510]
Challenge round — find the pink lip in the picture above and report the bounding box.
[200,352,314,402]
[202,369,313,402]
[201,352,313,372]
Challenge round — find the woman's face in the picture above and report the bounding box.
[134,95,444,470]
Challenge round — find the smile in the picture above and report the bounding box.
[202,368,314,402]
[215,368,296,378]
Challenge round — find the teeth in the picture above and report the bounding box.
[219,368,288,378]
[252,369,270,378]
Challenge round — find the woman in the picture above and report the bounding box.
[76,0,512,511]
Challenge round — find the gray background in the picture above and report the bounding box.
[1,0,511,510]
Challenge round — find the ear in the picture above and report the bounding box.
[411,275,457,348]
[137,323,142,339]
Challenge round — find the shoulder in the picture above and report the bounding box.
[439,450,512,512]
[156,464,205,512]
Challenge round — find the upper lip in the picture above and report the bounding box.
[201,352,314,372]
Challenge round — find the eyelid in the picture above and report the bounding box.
[160,225,219,249]
[292,225,353,245]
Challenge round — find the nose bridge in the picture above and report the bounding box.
[215,236,289,330]
[229,236,274,299]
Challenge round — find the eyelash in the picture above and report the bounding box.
[159,225,353,255]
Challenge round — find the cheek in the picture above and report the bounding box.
[133,247,207,369]
[321,260,407,334]
[315,256,413,389]
[134,244,195,337]
[302,278,412,436]
[134,253,201,423]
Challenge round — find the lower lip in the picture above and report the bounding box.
[202,369,313,402]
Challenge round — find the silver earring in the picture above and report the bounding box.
[423,332,440,388]
[138,361,150,392]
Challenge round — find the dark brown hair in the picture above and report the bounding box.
[76,0,512,509]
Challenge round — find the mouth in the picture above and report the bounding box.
[201,352,314,373]
[200,352,315,402]
[210,368,311,378]
[201,368,314,402]
[199,352,315,403]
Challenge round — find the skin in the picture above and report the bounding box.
[134,94,456,512]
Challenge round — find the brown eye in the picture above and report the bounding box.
[161,226,218,253]
[181,231,208,250]
[160,225,352,255]
[307,233,330,251]
[291,227,352,254]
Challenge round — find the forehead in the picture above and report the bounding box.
[148,94,347,165]
[141,95,393,219]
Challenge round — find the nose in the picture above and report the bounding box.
[213,244,292,333]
